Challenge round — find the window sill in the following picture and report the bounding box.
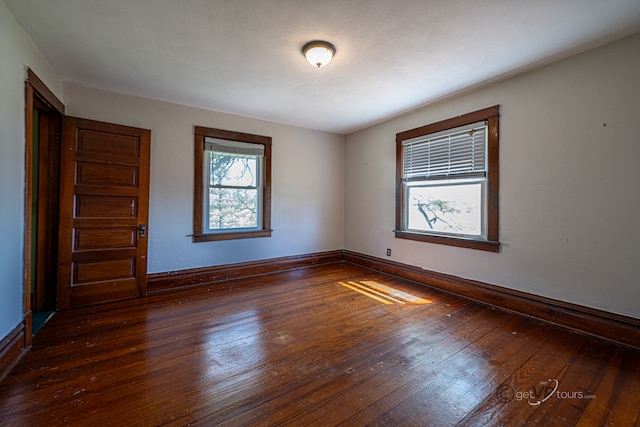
[193,229,272,242]
[394,230,500,252]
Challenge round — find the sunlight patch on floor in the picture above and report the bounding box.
[338,280,432,305]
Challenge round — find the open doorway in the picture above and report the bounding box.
[24,69,64,341]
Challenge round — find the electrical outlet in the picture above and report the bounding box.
[386,248,391,256]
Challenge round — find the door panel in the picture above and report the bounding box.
[74,228,136,250]
[74,259,135,283]
[75,195,138,217]
[57,117,150,309]
[76,162,139,186]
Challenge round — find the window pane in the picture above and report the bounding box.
[208,188,258,230]
[210,152,258,187]
[407,182,483,236]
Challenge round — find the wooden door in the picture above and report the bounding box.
[57,117,151,309]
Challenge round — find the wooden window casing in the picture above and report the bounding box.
[193,126,272,242]
[395,105,500,252]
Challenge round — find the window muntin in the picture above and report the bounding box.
[193,126,271,242]
[395,106,499,252]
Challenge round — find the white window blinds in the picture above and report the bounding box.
[402,121,487,181]
[204,137,264,156]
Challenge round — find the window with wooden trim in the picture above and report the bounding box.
[193,126,272,242]
[395,106,500,252]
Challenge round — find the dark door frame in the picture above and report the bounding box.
[24,68,65,348]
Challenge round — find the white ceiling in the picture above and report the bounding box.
[6,0,640,134]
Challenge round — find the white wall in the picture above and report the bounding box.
[345,33,640,319]
[64,83,345,273]
[0,1,63,338]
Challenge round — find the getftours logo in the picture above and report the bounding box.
[496,378,595,406]
[523,378,558,406]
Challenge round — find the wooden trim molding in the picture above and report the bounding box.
[23,68,65,349]
[26,68,65,115]
[395,105,500,252]
[147,251,344,294]
[192,126,272,242]
[0,324,27,383]
[342,250,640,350]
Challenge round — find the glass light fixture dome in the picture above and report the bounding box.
[302,40,336,68]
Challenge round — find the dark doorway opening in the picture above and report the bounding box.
[24,69,64,340]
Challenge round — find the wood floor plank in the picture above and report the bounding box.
[1,262,639,426]
[574,346,640,426]
[457,332,584,425]
[196,275,454,425]
[232,297,485,425]
[353,317,539,426]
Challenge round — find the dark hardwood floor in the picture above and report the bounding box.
[1,262,639,426]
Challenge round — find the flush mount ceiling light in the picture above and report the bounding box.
[302,40,336,68]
